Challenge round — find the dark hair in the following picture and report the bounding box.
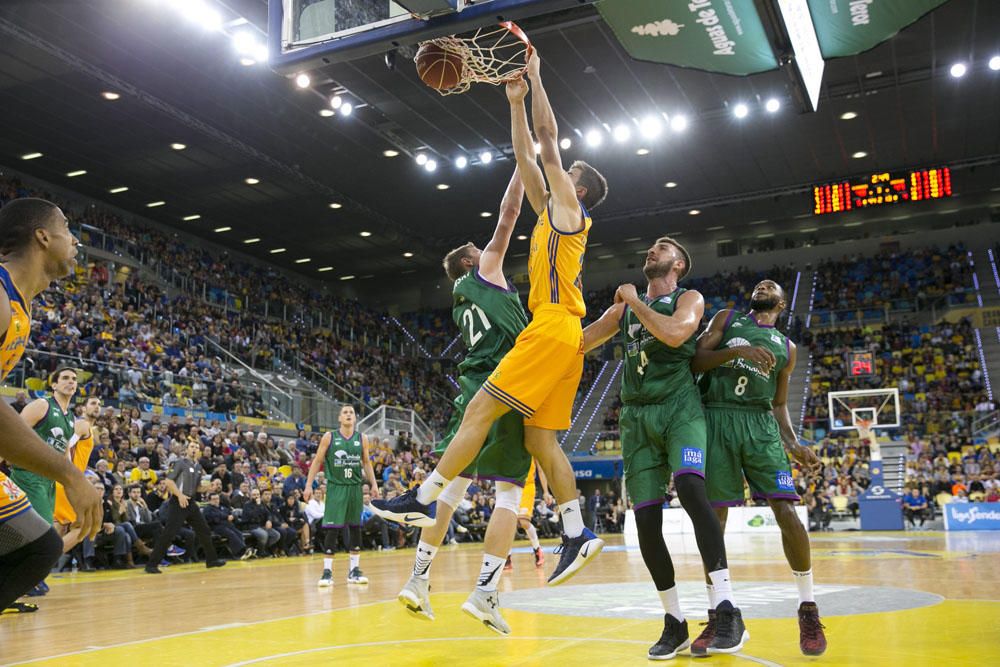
[655,236,693,280]
[570,161,608,210]
[442,242,476,282]
[0,198,60,256]
[48,364,79,387]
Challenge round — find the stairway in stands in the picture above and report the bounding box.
[560,360,623,455]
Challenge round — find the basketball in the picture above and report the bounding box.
[415,42,464,91]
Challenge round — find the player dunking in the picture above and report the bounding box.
[397,168,534,634]
[0,198,102,614]
[374,50,608,586]
[304,405,380,586]
[584,237,748,658]
[693,280,827,656]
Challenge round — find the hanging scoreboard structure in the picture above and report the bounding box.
[812,167,953,216]
[847,350,875,378]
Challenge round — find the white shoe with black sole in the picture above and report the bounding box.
[398,575,434,621]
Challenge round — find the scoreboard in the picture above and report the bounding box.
[847,350,875,377]
[813,167,952,216]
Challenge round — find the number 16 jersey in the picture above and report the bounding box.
[452,271,529,377]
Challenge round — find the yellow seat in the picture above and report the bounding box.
[278,465,292,478]
[935,492,953,507]
[25,377,46,391]
[832,495,850,516]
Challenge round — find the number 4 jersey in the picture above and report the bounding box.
[453,270,529,377]
[697,311,790,410]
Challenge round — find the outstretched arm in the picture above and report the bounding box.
[583,302,625,353]
[507,78,547,214]
[479,168,525,286]
[616,285,703,348]
[691,309,775,374]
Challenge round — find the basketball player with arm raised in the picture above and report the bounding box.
[582,237,749,659]
[0,198,102,615]
[397,168,534,635]
[373,49,609,586]
[692,279,826,656]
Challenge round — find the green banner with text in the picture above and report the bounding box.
[807,0,950,58]
[598,0,779,75]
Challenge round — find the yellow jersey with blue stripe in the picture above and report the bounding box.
[527,201,591,318]
[0,264,32,522]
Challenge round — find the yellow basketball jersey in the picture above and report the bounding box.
[0,264,31,382]
[527,201,591,317]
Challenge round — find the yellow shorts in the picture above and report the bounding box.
[0,470,31,523]
[519,460,537,517]
[483,307,584,430]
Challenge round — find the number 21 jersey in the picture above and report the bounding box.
[452,271,529,377]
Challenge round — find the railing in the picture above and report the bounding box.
[356,405,437,446]
[973,410,1000,437]
[808,288,981,328]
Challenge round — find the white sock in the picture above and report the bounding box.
[658,586,684,622]
[706,584,717,609]
[417,470,450,504]
[793,569,814,604]
[413,540,438,580]
[525,522,541,550]
[708,568,735,607]
[559,499,584,538]
[323,558,332,572]
[475,553,506,592]
[349,552,360,571]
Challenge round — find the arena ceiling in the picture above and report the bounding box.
[0,0,998,283]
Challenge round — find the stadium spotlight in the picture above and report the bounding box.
[560,137,572,150]
[295,73,311,88]
[612,124,631,142]
[585,129,603,147]
[949,62,967,78]
[479,151,493,164]
[340,102,353,116]
[415,153,428,166]
[424,159,438,172]
[990,55,1000,71]
[765,98,780,113]
[639,115,662,139]
[455,155,468,169]
[733,103,749,119]
[670,115,688,132]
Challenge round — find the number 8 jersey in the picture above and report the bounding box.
[620,288,699,405]
[452,270,529,377]
[697,311,789,410]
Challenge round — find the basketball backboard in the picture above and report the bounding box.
[827,388,901,432]
[268,0,590,74]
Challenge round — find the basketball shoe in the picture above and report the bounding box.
[461,589,511,636]
[798,602,827,655]
[648,614,690,660]
[318,568,333,587]
[371,490,437,528]
[690,609,717,655]
[706,601,749,654]
[347,567,368,585]
[398,575,434,621]
[533,547,545,567]
[547,527,604,585]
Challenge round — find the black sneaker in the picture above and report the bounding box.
[144,565,162,574]
[690,609,716,656]
[707,601,749,654]
[371,489,437,528]
[206,559,227,569]
[2,601,39,614]
[648,614,690,660]
[547,527,604,586]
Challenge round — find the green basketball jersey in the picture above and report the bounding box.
[620,288,699,405]
[324,429,363,486]
[698,311,790,410]
[33,396,75,455]
[453,270,529,377]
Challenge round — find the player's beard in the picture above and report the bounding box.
[750,294,781,312]
[643,258,675,281]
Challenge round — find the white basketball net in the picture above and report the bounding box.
[419,21,531,96]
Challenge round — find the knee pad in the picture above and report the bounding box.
[494,482,523,515]
[674,472,707,505]
[634,503,663,534]
[437,477,472,510]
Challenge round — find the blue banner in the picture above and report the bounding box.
[570,457,622,480]
[944,503,1000,532]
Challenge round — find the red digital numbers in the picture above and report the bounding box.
[813,167,952,215]
[849,352,874,377]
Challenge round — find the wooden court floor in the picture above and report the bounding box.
[2,531,998,666]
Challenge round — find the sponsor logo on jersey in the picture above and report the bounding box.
[628,323,643,338]
[770,334,782,345]
[776,471,795,491]
[681,447,704,468]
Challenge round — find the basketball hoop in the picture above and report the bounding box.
[417,21,531,95]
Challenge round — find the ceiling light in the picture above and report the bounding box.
[479,151,493,164]
[318,266,334,272]
[765,98,780,113]
[330,95,343,109]
[990,56,1000,71]
[585,129,603,147]
[243,238,260,244]
[670,115,688,132]
[612,124,631,142]
[270,248,286,254]
[865,70,882,78]
[455,155,468,169]
[66,170,86,177]
[852,151,868,159]
[949,62,967,78]
[383,149,399,157]
[664,181,677,188]
[639,115,662,139]
[480,212,492,218]
[749,219,768,225]
[560,137,572,150]
[294,73,311,88]
[101,91,120,101]
[146,201,165,208]
[340,275,355,281]
[214,226,232,233]
[340,102,353,116]
[688,209,701,215]
[181,1,223,31]
[20,152,42,160]
[840,111,858,120]
[240,57,256,67]
[182,214,201,221]
[436,184,449,190]
[252,42,269,63]
[415,153,428,166]
[244,177,260,185]
[424,159,437,172]
[516,235,528,240]
[359,231,372,237]
[232,30,255,54]
[109,186,128,194]
[706,225,725,231]
[733,103,749,119]
[319,109,334,117]
[329,202,342,209]
[636,148,649,156]
[402,252,414,258]
[295,258,311,264]
[170,143,186,151]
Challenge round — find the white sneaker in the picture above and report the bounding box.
[318,568,334,587]
[240,548,256,561]
[461,589,511,636]
[398,575,434,621]
[456,524,469,534]
[347,566,368,585]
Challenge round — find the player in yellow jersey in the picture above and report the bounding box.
[54,396,102,552]
[0,198,102,614]
[374,50,609,586]
[511,459,548,569]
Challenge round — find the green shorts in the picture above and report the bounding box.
[8,468,55,524]
[324,483,363,527]
[436,373,531,486]
[621,393,707,509]
[704,407,799,506]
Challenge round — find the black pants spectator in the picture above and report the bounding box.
[904,507,927,527]
[211,523,247,557]
[362,515,391,549]
[274,526,297,554]
[148,498,218,565]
